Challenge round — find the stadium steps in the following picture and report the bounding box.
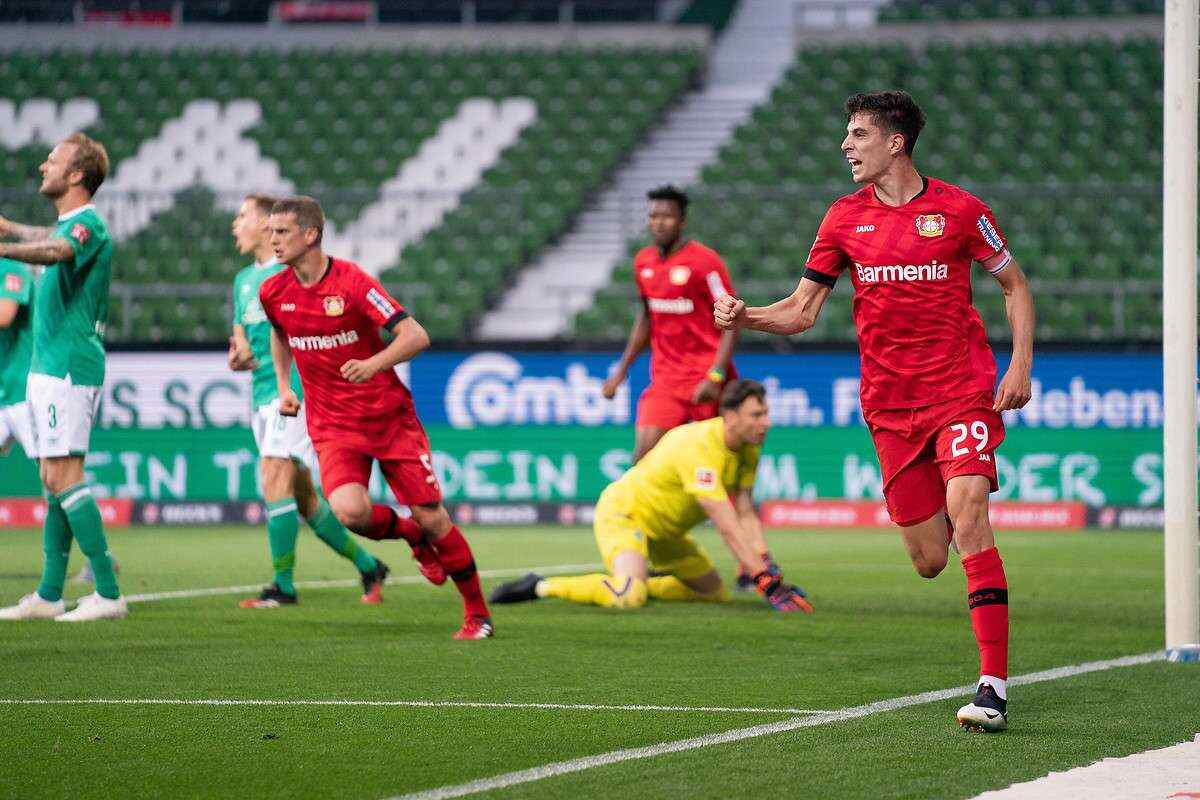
[478,0,797,340]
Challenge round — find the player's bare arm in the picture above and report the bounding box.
[0,298,17,329]
[0,238,74,265]
[692,327,738,405]
[269,326,300,416]
[0,216,54,242]
[228,324,256,371]
[985,251,1035,412]
[700,496,812,613]
[714,277,832,336]
[340,316,430,384]
[602,302,650,399]
[732,487,771,557]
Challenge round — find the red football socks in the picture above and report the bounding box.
[362,505,421,545]
[962,546,1009,679]
[432,526,490,619]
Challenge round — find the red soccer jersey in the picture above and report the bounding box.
[804,177,1009,411]
[260,256,418,453]
[633,240,737,393]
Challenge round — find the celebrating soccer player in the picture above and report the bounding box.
[490,380,811,614]
[0,133,128,622]
[715,91,1034,732]
[259,196,492,639]
[228,194,390,608]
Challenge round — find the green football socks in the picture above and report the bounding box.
[306,498,377,574]
[58,484,120,600]
[36,494,72,603]
[266,499,299,596]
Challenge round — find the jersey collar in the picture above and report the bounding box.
[57,203,96,222]
[869,176,929,208]
[254,257,279,270]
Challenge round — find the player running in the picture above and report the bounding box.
[490,380,811,614]
[0,133,128,622]
[715,91,1034,732]
[0,257,36,462]
[260,196,492,639]
[228,193,390,608]
[600,185,777,589]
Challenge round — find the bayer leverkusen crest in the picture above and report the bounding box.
[915,214,946,238]
[323,295,345,316]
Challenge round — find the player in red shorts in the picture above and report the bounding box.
[260,196,492,640]
[601,185,777,587]
[715,91,1034,732]
[602,185,740,463]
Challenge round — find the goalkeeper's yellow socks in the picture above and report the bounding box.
[36,494,72,602]
[266,499,299,596]
[306,498,378,574]
[59,484,120,600]
[646,575,730,603]
[539,574,647,609]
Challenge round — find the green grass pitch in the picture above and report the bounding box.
[0,525,1196,799]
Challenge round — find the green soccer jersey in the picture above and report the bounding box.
[232,259,302,409]
[0,258,33,407]
[30,204,111,386]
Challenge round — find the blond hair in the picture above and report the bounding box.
[63,132,108,195]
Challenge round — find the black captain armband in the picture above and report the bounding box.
[802,267,837,288]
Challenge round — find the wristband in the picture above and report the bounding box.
[706,368,725,384]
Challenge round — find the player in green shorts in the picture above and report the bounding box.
[0,133,125,622]
[229,194,390,608]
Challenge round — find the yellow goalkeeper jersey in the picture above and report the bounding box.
[604,416,760,539]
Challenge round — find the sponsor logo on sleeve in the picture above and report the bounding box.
[366,287,396,319]
[3,273,21,293]
[977,214,1005,251]
[323,295,345,316]
[669,266,691,286]
[915,214,945,238]
[70,223,90,244]
[705,271,728,301]
[695,467,717,491]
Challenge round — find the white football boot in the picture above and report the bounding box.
[54,592,128,622]
[0,592,66,620]
[956,683,1008,732]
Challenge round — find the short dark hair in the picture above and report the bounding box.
[63,132,108,195]
[245,193,279,216]
[271,196,325,243]
[646,184,688,217]
[720,379,766,411]
[844,91,926,156]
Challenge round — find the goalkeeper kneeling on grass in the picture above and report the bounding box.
[491,379,812,613]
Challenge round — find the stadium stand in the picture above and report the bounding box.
[877,0,1164,22]
[0,44,702,342]
[572,36,1164,343]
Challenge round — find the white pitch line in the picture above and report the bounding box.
[386,651,1166,800]
[0,698,827,715]
[124,563,602,604]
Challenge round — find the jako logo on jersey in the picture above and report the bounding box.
[855,260,948,283]
[280,303,296,311]
[647,297,694,314]
[640,268,654,279]
[915,214,945,237]
[288,329,360,351]
[854,224,876,233]
[977,215,1004,251]
[323,295,345,316]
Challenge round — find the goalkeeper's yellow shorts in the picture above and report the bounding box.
[593,485,715,581]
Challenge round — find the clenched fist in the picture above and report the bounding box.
[714,295,746,330]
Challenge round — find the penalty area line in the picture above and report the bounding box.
[386,651,1166,800]
[123,563,603,604]
[0,698,828,715]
